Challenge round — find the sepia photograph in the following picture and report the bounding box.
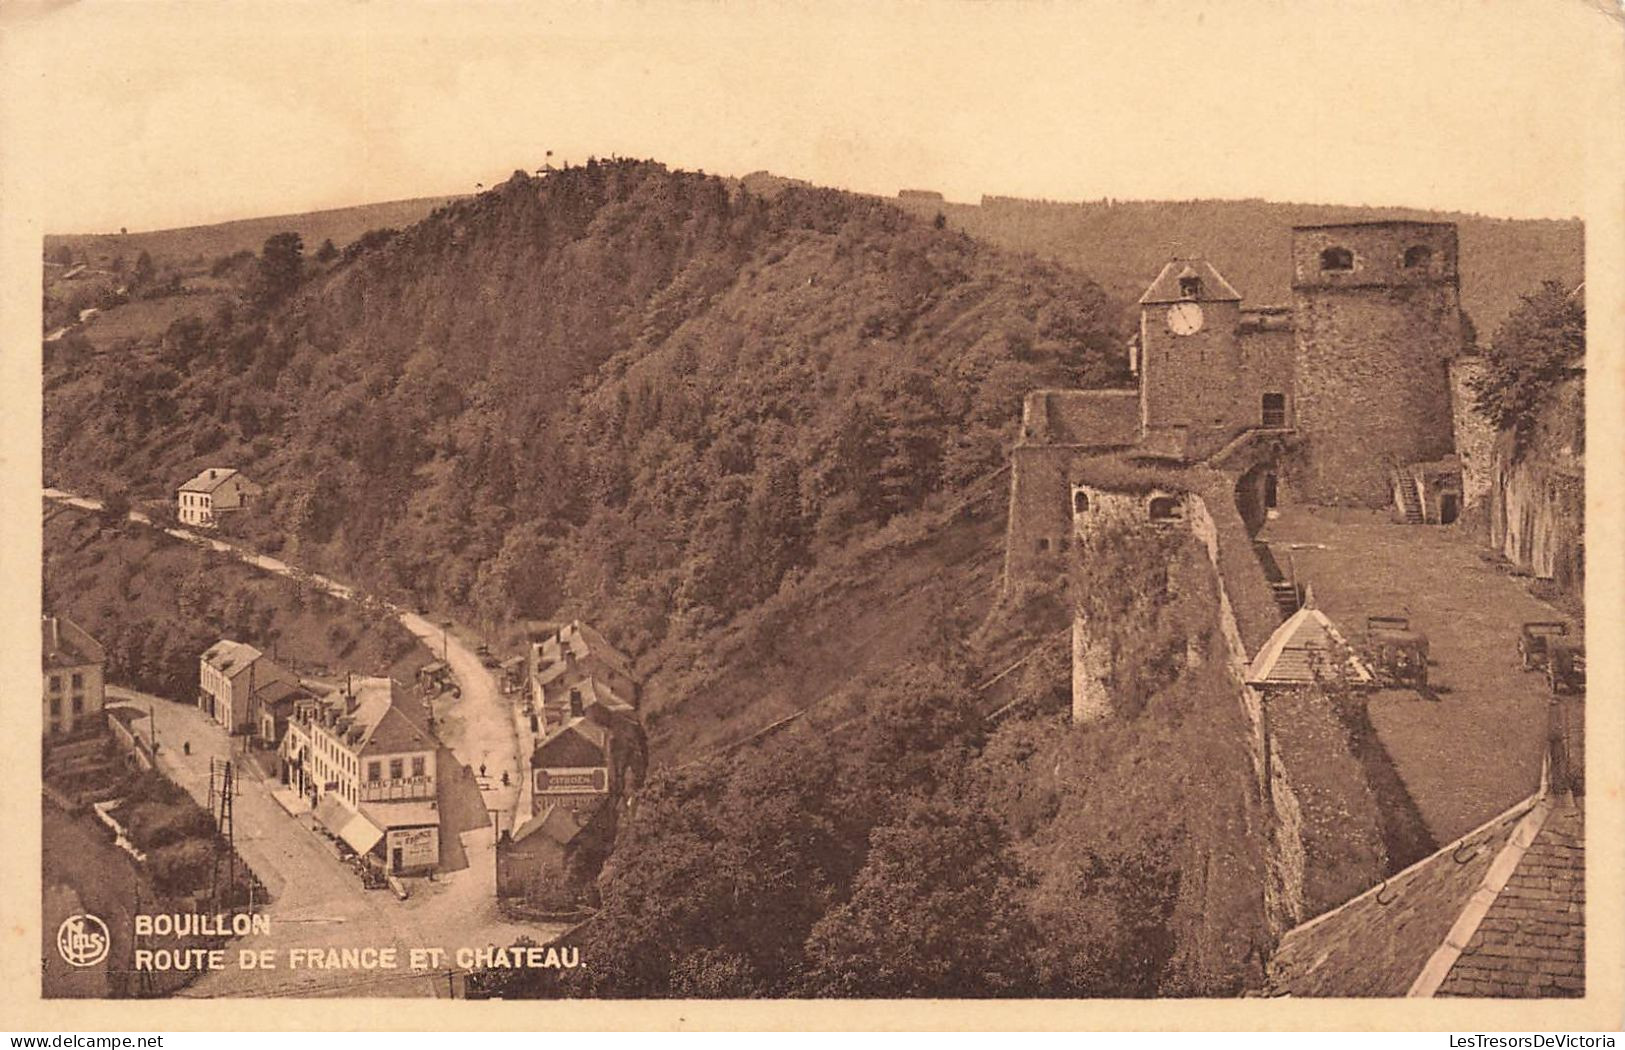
[2,0,1620,1031]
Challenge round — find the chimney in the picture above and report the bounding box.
[47,616,59,654]
[569,688,584,719]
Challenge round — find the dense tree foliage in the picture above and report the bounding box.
[44,160,1126,657]
[1472,279,1585,457]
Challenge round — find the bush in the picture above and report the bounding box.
[125,799,215,850]
[149,840,214,896]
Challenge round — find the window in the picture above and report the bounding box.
[390,758,404,780]
[72,695,83,713]
[1073,490,1090,514]
[1319,246,1354,272]
[1404,245,1432,269]
[49,675,61,692]
[49,696,61,716]
[1148,496,1182,523]
[1178,275,1202,299]
[71,672,83,690]
[1262,392,1287,428]
[1036,537,1050,553]
[411,756,426,779]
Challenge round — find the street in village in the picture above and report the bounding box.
[48,487,564,997]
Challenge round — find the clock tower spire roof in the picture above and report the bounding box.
[1138,258,1243,305]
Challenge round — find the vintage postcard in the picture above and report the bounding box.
[1,0,1621,1032]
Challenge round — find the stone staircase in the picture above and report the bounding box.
[1392,469,1424,524]
[1272,581,1303,619]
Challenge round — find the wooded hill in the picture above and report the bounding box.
[43,160,1123,732]
[892,194,1584,338]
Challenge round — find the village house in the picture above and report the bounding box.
[177,467,259,528]
[42,615,106,740]
[280,678,442,874]
[199,639,295,735]
[527,620,637,722]
[531,716,612,817]
[495,802,605,914]
[251,677,316,751]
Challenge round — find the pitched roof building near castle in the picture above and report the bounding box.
[1247,606,1373,687]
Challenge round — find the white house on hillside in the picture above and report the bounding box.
[178,467,259,528]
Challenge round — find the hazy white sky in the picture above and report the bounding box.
[2,0,1618,233]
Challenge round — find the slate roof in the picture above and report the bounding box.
[1267,799,1534,996]
[178,467,240,494]
[512,803,594,847]
[352,681,436,757]
[1435,803,1584,998]
[202,639,265,678]
[535,620,634,684]
[1268,790,1585,998]
[42,615,105,671]
[1248,606,1373,687]
[1138,259,1244,305]
[534,718,610,770]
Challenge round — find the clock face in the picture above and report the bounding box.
[1167,301,1204,336]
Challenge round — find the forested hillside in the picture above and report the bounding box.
[44,159,1124,710]
[894,195,1584,337]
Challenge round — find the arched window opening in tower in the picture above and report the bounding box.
[1404,245,1433,269]
[1320,247,1354,272]
[1179,275,1202,299]
[1148,496,1182,523]
[1073,489,1090,515]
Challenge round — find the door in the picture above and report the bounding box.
[1440,492,1459,525]
[1264,472,1279,509]
[392,847,403,872]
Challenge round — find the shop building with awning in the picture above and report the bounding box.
[281,676,442,873]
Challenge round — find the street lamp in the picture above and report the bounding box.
[441,621,451,662]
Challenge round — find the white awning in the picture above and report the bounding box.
[314,795,385,855]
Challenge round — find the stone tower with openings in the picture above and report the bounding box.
[1289,221,1462,503]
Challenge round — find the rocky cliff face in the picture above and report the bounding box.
[1487,377,1584,591]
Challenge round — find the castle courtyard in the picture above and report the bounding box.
[1258,506,1573,847]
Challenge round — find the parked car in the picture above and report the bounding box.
[1518,621,1569,671]
[1366,615,1429,688]
[1547,637,1585,694]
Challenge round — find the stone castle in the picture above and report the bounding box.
[1006,220,1490,586]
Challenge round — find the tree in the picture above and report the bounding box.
[1472,279,1584,456]
[801,797,1035,996]
[314,238,338,263]
[133,250,155,285]
[251,232,305,309]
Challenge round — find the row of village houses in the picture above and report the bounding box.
[46,603,640,896]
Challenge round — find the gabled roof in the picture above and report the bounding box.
[1247,606,1372,687]
[534,718,610,769]
[1267,792,1584,998]
[512,803,593,846]
[1267,797,1535,996]
[354,681,436,757]
[543,674,634,715]
[252,678,307,712]
[179,467,241,494]
[1138,259,1243,305]
[202,639,265,679]
[42,615,105,671]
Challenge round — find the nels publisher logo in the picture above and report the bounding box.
[56,914,110,968]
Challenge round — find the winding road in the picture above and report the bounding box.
[44,487,552,997]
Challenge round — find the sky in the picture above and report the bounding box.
[0,1,1617,233]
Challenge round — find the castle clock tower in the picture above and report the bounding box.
[1138,259,1244,459]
